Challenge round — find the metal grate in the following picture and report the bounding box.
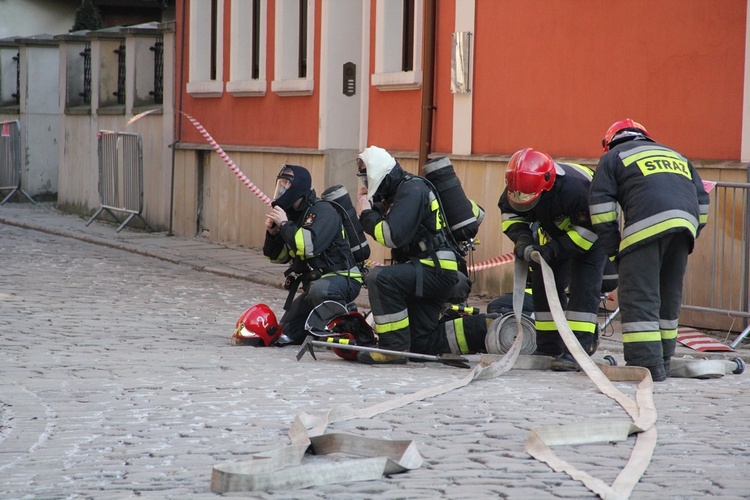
[149,36,163,104]
[79,43,91,104]
[113,41,126,104]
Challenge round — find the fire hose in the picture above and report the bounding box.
[211,251,743,497]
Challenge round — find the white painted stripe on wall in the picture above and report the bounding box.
[452,0,475,155]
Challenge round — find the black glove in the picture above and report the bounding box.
[513,233,535,260]
[525,243,556,264]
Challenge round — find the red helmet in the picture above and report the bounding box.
[231,304,281,346]
[602,119,649,152]
[505,148,556,212]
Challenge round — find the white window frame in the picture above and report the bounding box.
[271,0,315,96]
[187,0,224,97]
[371,0,422,91]
[228,0,267,96]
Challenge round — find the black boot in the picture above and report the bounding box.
[663,356,671,378]
[647,363,667,382]
[550,353,580,372]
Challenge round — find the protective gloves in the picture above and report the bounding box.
[524,243,556,264]
[513,233,535,261]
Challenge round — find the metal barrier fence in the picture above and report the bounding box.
[0,120,35,204]
[86,130,154,233]
[682,175,750,348]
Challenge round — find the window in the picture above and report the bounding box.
[188,0,224,97]
[227,0,267,96]
[372,0,422,90]
[0,44,20,108]
[113,41,126,105]
[98,37,127,110]
[271,0,315,96]
[150,36,164,104]
[80,43,92,105]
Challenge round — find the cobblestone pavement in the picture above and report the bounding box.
[1,213,749,499]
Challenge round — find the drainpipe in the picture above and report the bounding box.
[418,0,437,171]
[168,0,187,236]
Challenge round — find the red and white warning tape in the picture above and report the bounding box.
[180,111,519,272]
[181,112,273,207]
[367,252,515,272]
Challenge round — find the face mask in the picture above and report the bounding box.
[356,158,368,188]
[273,168,295,201]
[271,164,312,211]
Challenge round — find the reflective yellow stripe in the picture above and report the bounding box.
[568,320,597,334]
[660,328,678,340]
[591,212,618,224]
[699,214,708,224]
[376,316,409,334]
[622,149,686,167]
[620,218,695,251]
[502,219,527,232]
[455,319,470,354]
[535,320,557,331]
[294,228,306,256]
[567,230,594,251]
[622,331,661,343]
[431,199,444,231]
[419,258,459,271]
[374,221,386,245]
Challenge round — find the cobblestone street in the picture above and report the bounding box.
[1,221,749,499]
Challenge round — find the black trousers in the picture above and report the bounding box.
[280,274,362,343]
[618,232,690,368]
[532,245,607,356]
[366,261,458,353]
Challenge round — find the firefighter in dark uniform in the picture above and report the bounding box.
[264,165,363,345]
[498,148,608,371]
[589,119,709,381]
[356,146,461,364]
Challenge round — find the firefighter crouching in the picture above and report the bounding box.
[355,146,470,364]
[264,164,363,345]
[498,148,608,371]
[589,119,709,382]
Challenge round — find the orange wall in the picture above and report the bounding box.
[177,0,320,148]
[471,0,746,160]
[432,0,456,155]
[365,2,423,151]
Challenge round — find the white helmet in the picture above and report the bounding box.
[358,146,396,201]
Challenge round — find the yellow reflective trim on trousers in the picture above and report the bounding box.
[699,214,708,224]
[622,331,661,343]
[568,320,597,334]
[320,271,364,283]
[660,328,678,340]
[419,258,459,271]
[591,212,618,224]
[535,320,557,331]
[620,219,695,251]
[376,316,409,334]
[455,319,470,354]
[374,221,386,245]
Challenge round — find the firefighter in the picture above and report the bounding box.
[355,146,463,363]
[589,119,709,381]
[264,164,363,345]
[498,148,608,371]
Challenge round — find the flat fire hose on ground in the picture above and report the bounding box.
[211,254,742,496]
